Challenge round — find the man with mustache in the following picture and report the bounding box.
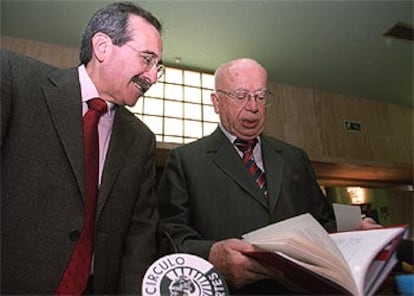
[158,58,381,294]
[1,1,163,294]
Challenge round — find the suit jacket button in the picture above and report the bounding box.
[69,230,81,241]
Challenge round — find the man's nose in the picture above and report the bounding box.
[244,95,259,111]
[143,66,158,85]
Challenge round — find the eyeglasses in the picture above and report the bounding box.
[125,43,165,79]
[216,89,272,106]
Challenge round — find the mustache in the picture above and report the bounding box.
[132,76,152,93]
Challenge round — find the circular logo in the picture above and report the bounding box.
[142,253,229,296]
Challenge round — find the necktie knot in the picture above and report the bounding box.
[87,98,107,114]
[234,137,268,201]
[234,138,258,153]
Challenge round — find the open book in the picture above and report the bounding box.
[242,213,406,296]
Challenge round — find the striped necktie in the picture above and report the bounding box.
[234,138,268,199]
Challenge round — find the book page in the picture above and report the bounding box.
[243,213,341,257]
[243,214,405,296]
[251,237,343,271]
[333,203,362,232]
[365,253,398,295]
[329,227,405,295]
[243,213,352,288]
[275,251,358,295]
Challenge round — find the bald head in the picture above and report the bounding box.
[211,58,269,140]
[214,58,268,90]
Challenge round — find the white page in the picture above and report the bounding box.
[366,253,398,296]
[333,203,362,232]
[329,227,405,295]
[243,213,341,257]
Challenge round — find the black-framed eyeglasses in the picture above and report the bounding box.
[125,43,165,79]
[216,89,272,106]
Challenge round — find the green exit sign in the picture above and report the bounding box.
[344,121,362,132]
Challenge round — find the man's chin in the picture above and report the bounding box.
[123,94,141,107]
[131,85,145,100]
[235,130,262,140]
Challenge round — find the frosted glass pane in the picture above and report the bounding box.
[128,98,143,113]
[184,103,201,120]
[165,84,183,101]
[184,120,202,138]
[142,115,163,134]
[184,138,197,144]
[164,135,184,144]
[145,82,164,97]
[129,67,221,144]
[155,134,163,142]
[203,105,219,122]
[156,74,165,83]
[202,89,213,105]
[165,68,182,84]
[184,87,201,103]
[143,97,163,116]
[203,122,218,136]
[202,73,215,89]
[184,70,200,87]
[134,113,143,121]
[165,100,183,118]
[165,118,183,136]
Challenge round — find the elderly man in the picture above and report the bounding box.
[158,58,380,294]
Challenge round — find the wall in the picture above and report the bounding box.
[2,36,412,171]
[264,82,413,168]
[1,36,79,67]
[3,35,412,233]
[326,186,413,239]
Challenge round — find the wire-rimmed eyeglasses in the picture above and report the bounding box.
[125,43,164,80]
[216,89,272,106]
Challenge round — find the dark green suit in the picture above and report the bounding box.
[1,49,158,294]
[158,127,336,293]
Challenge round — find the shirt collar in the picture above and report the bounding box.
[218,123,261,145]
[78,65,115,115]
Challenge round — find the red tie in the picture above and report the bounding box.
[234,138,268,199]
[56,98,107,295]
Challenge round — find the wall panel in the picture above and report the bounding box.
[2,36,412,186]
[1,36,78,67]
[265,82,413,168]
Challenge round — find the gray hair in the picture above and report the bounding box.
[79,1,162,64]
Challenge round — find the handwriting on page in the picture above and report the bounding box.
[330,228,403,288]
[333,237,363,262]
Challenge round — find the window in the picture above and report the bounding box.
[128,67,219,144]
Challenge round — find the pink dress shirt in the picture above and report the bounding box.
[78,65,114,185]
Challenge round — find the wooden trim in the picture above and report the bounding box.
[156,145,413,188]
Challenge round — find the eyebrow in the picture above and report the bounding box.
[234,88,266,92]
[140,50,159,59]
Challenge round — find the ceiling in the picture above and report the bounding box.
[1,0,413,107]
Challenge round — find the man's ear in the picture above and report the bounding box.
[91,32,112,62]
[211,92,220,114]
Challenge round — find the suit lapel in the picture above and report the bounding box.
[41,67,85,200]
[209,129,269,209]
[96,107,135,217]
[42,69,137,216]
[261,136,285,212]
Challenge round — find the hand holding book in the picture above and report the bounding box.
[242,213,406,296]
[332,203,383,231]
[208,238,282,289]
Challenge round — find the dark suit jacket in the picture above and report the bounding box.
[1,49,158,294]
[158,128,336,294]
